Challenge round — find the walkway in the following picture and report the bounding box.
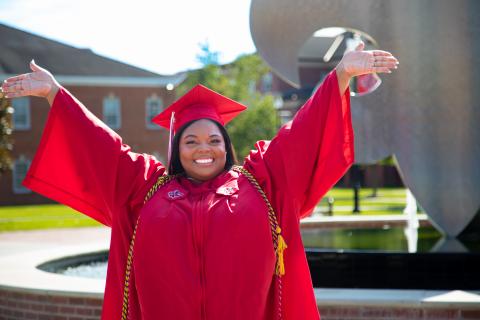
[0,226,110,256]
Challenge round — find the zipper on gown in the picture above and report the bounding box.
[192,192,207,320]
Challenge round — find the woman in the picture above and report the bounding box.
[1,42,398,320]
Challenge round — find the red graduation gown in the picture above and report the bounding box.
[23,70,353,320]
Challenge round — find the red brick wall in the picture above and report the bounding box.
[1,286,479,320]
[65,85,173,155]
[1,85,175,205]
[318,305,480,320]
[0,287,103,320]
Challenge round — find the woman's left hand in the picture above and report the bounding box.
[335,41,399,93]
[337,41,399,78]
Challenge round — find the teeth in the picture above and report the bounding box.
[195,158,213,164]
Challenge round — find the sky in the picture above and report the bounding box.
[0,0,256,75]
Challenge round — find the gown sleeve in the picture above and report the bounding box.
[22,87,165,227]
[244,70,354,220]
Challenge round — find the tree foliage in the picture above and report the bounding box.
[196,41,220,66]
[178,44,279,161]
[227,94,278,160]
[0,93,13,174]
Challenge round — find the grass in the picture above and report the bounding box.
[0,204,101,232]
[0,188,414,232]
[316,187,421,216]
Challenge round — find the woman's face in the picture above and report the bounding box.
[179,119,227,182]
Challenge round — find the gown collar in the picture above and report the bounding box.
[177,169,239,195]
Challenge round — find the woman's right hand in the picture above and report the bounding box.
[1,60,60,106]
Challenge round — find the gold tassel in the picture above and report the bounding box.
[275,227,287,276]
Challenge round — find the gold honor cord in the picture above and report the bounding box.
[231,166,287,277]
[121,167,286,319]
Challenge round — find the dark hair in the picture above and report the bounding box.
[168,119,237,176]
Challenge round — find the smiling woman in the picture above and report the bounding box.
[1,45,398,319]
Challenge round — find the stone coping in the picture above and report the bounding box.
[0,244,106,298]
[302,213,432,229]
[0,239,479,309]
[315,288,480,309]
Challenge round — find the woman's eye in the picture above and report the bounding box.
[210,139,221,144]
[185,141,196,145]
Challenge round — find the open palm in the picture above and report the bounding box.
[1,60,59,99]
[340,42,398,77]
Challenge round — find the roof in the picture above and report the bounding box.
[0,23,184,86]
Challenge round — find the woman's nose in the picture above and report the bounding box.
[197,142,211,152]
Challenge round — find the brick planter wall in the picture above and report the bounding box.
[0,287,102,320]
[318,306,480,320]
[1,285,480,320]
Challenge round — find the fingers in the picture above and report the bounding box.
[374,67,394,74]
[370,51,398,74]
[30,59,40,72]
[3,73,28,83]
[373,59,398,68]
[1,91,27,99]
[372,51,399,65]
[1,81,27,98]
[2,73,30,98]
[30,59,45,72]
[2,79,21,91]
[371,60,397,74]
[372,50,394,57]
[355,41,365,51]
[372,50,399,72]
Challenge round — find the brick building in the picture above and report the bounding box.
[0,24,185,205]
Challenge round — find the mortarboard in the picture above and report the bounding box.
[152,84,247,170]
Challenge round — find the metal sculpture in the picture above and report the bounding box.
[250,0,480,237]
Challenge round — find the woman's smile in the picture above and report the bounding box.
[194,158,214,165]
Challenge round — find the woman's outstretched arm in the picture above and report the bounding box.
[2,61,164,226]
[245,42,399,219]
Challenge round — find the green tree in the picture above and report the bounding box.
[177,41,230,96]
[225,53,278,160]
[227,94,278,160]
[196,41,220,66]
[0,93,13,174]
[227,53,270,101]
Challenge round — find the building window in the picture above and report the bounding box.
[262,73,273,93]
[12,97,31,130]
[146,95,163,130]
[103,94,121,130]
[13,156,31,194]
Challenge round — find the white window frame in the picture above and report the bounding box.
[12,97,31,131]
[145,95,163,130]
[103,94,121,130]
[12,156,31,194]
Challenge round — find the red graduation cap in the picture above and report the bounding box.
[152,84,247,131]
[152,84,247,170]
